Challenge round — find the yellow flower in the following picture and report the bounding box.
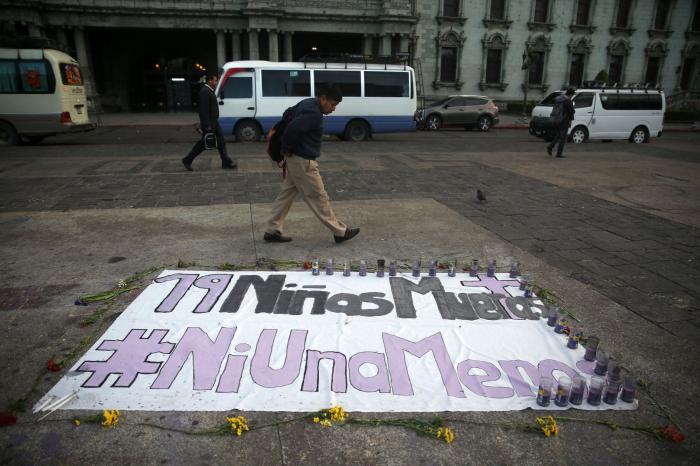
[313,417,320,423]
[101,409,120,427]
[443,428,455,444]
[320,419,332,427]
[535,416,558,437]
[226,415,250,437]
[73,418,81,426]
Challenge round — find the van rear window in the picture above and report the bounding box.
[60,63,83,85]
[599,93,663,110]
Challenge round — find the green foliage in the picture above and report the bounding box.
[593,69,609,83]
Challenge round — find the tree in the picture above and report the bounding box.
[593,69,609,83]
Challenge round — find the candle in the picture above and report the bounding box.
[603,380,621,405]
[359,260,367,277]
[470,259,479,277]
[536,378,553,407]
[554,376,572,407]
[594,351,609,376]
[448,260,456,277]
[620,376,636,403]
[326,258,334,275]
[312,258,320,276]
[376,259,385,277]
[429,261,437,277]
[587,376,605,406]
[546,306,559,326]
[412,259,421,277]
[389,261,397,276]
[510,262,519,278]
[343,260,351,277]
[584,336,599,362]
[487,259,496,277]
[569,375,586,405]
[554,317,568,334]
[567,328,582,349]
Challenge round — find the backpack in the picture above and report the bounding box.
[549,101,564,126]
[266,103,299,166]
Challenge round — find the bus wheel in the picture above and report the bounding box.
[235,121,261,142]
[629,126,648,144]
[20,135,46,145]
[0,121,18,146]
[344,120,370,141]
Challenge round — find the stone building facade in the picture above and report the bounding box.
[1,0,698,112]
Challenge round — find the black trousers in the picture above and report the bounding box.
[547,124,569,156]
[183,122,233,166]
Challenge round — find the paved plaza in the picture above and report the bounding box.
[0,123,699,464]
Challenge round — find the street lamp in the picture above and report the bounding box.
[520,50,530,122]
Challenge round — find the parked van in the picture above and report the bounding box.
[529,87,665,143]
[217,59,417,142]
[0,47,95,145]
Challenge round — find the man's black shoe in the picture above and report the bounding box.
[546,146,553,156]
[222,162,238,169]
[264,231,292,243]
[182,158,193,171]
[334,227,360,244]
[555,154,566,158]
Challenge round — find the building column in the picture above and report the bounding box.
[380,34,392,56]
[231,31,241,61]
[399,35,409,54]
[56,28,69,49]
[363,34,373,56]
[216,30,226,67]
[248,29,259,60]
[268,29,279,62]
[283,32,293,61]
[73,28,96,100]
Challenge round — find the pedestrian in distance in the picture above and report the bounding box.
[547,87,576,158]
[263,85,360,244]
[182,73,237,171]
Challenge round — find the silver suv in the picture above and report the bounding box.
[416,95,500,131]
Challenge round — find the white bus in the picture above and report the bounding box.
[216,60,417,142]
[0,48,94,145]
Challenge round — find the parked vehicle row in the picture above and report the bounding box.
[414,95,500,132]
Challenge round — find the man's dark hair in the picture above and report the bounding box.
[565,87,576,96]
[317,84,343,103]
[206,73,218,82]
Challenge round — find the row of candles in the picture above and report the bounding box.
[311,258,521,280]
[537,306,636,408]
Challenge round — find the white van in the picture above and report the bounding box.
[0,48,95,145]
[529,87,665,144]
[216,60,417,142]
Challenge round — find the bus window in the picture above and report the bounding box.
[0,60,18,93]
[19,60,52,93]
[262,69,310,97]
[60,63,83,85]
[222,76,253,98]
[314,70,361,97]
[364,71,409,97]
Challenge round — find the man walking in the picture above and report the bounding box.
[547,87,576,158]
[263,85,360,244]
[182,73,237,171]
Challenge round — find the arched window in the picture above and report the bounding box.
[525,34,552,90]
[607,38,632,84]
[479,32,510,90]
[678,41,700,90]
[567,37,593,87]
[433,30,465,89]
[643,41,668,87]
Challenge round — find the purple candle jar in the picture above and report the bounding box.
[510,262,519,278]
[448,260,456,277]
[429,261,437,277]
[569,375,586,405]
[536,378,553,407]
[587,376,605,406]
[584,336,600,362]
[326,258,334,275]
[487,260,496,277]
[359,260,367,277]
[312,258,320,276]
[554,376,572,407]
[389,261,397,276]
[620,376,636,403]
[377,259,385,277]
[546,306,560,326]
[412,259,421,277]
[343,260,351,277]
[554,318,567,334]
[470,259,479,277]
[594,351,609,376]
[567,328,582,349]
[524,285,533,298]
[603,380,621,405]
[519,275,528,291]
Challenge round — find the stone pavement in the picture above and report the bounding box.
[0,127,699,464]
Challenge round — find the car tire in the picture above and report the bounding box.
[629,126,649,144]
[477,115,493,132]
[569,126,588,144]
[425,114,441,131]
[343,120,370,141]
[0,120,19,146]
[234,120,261,142]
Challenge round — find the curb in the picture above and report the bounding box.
[493,125,700,132]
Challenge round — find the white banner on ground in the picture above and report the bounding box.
[37,270,636,412]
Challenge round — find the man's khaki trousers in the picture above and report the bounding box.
[266,155,347,236]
